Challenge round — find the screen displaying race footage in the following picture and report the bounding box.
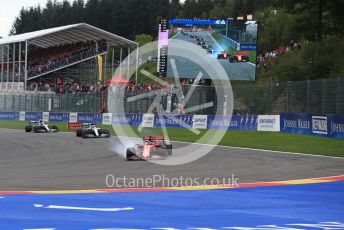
[157,18,258,81]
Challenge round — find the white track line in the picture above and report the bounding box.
[207,32,223,51]
[114,135,344,160]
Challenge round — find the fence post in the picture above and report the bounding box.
[285,81,290,112]
[336,77,340,114]
[306,80,310,113]
[321,79,325,114]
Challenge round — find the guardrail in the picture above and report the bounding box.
[0,112,343,139]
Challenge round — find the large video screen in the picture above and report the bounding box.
[157,18,258,81]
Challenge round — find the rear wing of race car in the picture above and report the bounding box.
[143,136,165,141]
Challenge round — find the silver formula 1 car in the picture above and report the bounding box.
[126,136,172,161]
[76,123,110,138]
[25,120,59,133]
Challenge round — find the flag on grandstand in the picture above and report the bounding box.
[97,55,103,81]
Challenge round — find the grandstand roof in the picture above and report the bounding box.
[0,23,137,48]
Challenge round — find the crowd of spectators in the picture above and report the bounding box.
[257,41,302,70]
[28,80,107,94]
[27,40,107,77]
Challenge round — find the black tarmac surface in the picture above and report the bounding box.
[1,128,343,190]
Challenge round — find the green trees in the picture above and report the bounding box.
[8,0,344,81]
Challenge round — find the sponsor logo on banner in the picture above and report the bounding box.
[25,112,42,121]
[68,122,82,130]
[192,115,208,129]
[280,113,312,135]
[141,114,155,128]
[49,113,69,123]
[328,114,344,139]
[19,111,25,121]
[207,115,257,130]
[42,112,49,122]
[312,116,328,135]
[69,113,78,123]
[102,113,112,125]
[112,114,142,126]
[154,115,193,128]
[257,115,280,132]
[0,112,19,120]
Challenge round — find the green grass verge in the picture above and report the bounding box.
[1,120,343,157]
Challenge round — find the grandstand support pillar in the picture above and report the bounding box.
[18,42,21,82]
[135,45,139,83]
[104,52,107,84]
[24,40,28,92]
[0,44,3,82]
[127,47,130,80]
[7,44,10,82]
[111,47,114,75]
[119,47,123,77]
[12,43,15,82]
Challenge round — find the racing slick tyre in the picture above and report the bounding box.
[51,125,59,131]
[76,129,82,137]
[33,126,39,133]
[126,148,136,161]
[82,130,88,138]
[102,128,110,138]
[25,125,32,132]
[165,144,172,156]
[242,56,249,62]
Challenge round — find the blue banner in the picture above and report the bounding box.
[169,19,227,25]
[77,113,102,124]
[0,112,19,120]
[112,113,142,127]
[25,112,42,121]
[154,114,193,128]
[240,44,257,51]
[280,113,312,135]
[49,113,70,123]
[327,114,344,139]
[208,115,257,130]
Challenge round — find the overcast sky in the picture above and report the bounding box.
[0,0,71,37]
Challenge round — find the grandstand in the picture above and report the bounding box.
[0,23,138,94]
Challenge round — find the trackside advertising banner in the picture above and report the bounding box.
[19,111,26,121]
[112,114,142,127]
[257,115,280,132]
[207,115,257,130]
[102,113,112,125]
[49,113,70,123]
[141,114,155,128]
[327,114,344,139]
[312,115,328,136]
[0,112,19,120]
[77,113,102,124]
[192,115,208,129]
[155,114,193,128]
[25,112,42,121]
[280,113,312,135]
[0,111,343,139]
[42,112,50,122]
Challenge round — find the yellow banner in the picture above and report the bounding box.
[97,55,103,81]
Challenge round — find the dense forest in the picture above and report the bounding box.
[9,0,344,82]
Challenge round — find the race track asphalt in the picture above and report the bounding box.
[1,128,343,191]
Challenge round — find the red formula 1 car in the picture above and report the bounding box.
[229,51,250,63]
[126,136,172,161]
